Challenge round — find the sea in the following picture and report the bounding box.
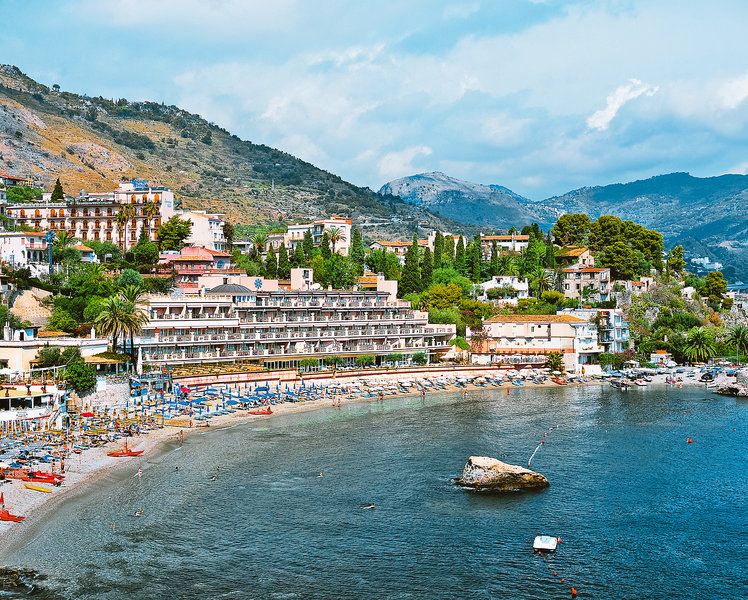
[0,385,745,599]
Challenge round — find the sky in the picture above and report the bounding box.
[2,0,748,199]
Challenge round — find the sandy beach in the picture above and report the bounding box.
[0,365,729,557]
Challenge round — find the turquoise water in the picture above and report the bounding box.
[1,385,746,599]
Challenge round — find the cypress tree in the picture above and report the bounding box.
[433,230,443,270]
[421,246,433,289]
[320,232,332,259]
[490,241,499,276]
[399,233,421,297]
[302,230,314,259]
[443,234,455,264]
[470,242,481,282]
[277,243,290,279]
[292,242,305,268]
[350,227,365,276]
[455,235,465,274]
[51,178,64,201]
[265,245,277,279]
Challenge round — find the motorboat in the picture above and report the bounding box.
[533,535,558,552]
[634,379,647,387]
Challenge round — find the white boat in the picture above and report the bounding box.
[533,535,558,552]
[634,379,647,387]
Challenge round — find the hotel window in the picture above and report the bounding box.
[131,195,137,204]
[20,210,25,218]
[142,194,147,202]
[71,209,77,217]
[34,209,40,217]
[95,220,100,229]
[83,208,88,216]
[106,231,112,240]
[83,220,88,228]
[95,208,100,216]
[107,207,113,216]
[154,194,160,202]
[50,209,57,217]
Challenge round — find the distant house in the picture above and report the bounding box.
[479,234,530,255]
[159,247,232,288]
[71,243,99,263]
[477,275,529,304]
[562,267,611,301]
[555,246,594,268]
[369,239,429,264]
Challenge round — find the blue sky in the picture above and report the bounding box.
[2,0,748,199]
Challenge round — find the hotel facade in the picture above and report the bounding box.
[136,286,456,369]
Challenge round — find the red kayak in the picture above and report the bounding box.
[247,408,272,415]
[107,440,144,457]
[550,377,568,385]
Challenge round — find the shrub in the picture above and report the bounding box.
[412,352,427,365]
[118,268,144,288]
[354,354,375,367]
[65,357,96,394]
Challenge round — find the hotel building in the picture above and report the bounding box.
[136,286,456,369]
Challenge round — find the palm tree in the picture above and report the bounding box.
[546,351,564,374]
[95,297,129,354]
[727,324,748,365]
[114,207,132,253]
[327,227,346,254]
[532,267,550,295]
[119,285,150,360]
[250,232,268,258]
[53,230,75,250]
[684,327,717,364]
[497,255,516,276]
[143,201,159,240]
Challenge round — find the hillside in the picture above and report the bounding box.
[379,171,552,229]
[0,65,470,240]
[380,171,748,280]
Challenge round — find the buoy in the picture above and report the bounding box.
[687,438,693,443]
[571,587,577,596]
[554,572,557,576]
[543,558,546,562]
[561,578,565,582]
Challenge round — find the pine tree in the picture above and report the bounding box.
[433,230,443,270]
[51,178,64,201]
[350,227,365,276]
[265,246,277,279]
[292,242,305,268]
[277,243,290,279]
[490,241,499,276]
[455,236,465,274]
[421,246,433,289]
[400,233,421,296]
[302,230,314,259]
[320,232,332,259]
[443,234,455,264]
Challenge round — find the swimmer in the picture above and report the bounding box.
[362,503,375,509]
[211,475,217,481]
[175,466,179,472]
[318,473,323,478]
[137,468,142,478]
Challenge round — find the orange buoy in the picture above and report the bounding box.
[554,571,557,576]
[561,578,565,582]
[543,558,546,562]
[548,565,552,569]
[571,587,578,596]
[687,438,693,443]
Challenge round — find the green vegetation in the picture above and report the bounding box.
[5,186,44,203]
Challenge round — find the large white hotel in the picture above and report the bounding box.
[137,284,456,369]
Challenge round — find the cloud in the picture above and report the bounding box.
[442,3,481,20]
[718,72,748,110]
[586,79,659,131]
[378,146,433,180]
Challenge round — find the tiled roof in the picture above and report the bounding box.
[481,235,530,241]
[486,314,585,323]
[373,240,428,247]
[556,246,588,257]
[562,268,608,273]
[71,244,94,252]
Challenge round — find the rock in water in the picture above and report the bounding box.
[457,456,549,491]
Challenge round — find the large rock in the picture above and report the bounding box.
[716,370,748,397]
[457,456,549,491]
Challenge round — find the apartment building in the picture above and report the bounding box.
[369,239,429,263]
[1,180,175,250]
[0,232,49,276]
[179,210,226,252]
[562,267,611,301]
[136,287,455,369]
[158,247,232,288]
[467,314,586,371]
[479,234,530,254]
[477,275,530,304]
[265,216,353,256]
[559,307,630,354]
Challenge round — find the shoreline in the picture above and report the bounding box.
[0,367,725,559]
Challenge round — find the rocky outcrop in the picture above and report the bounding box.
[457,456,549,491]
[716,370,748,397]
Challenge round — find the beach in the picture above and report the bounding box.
[0,364,731,558]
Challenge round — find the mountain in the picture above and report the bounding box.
[378,171,554,228]
[540,172,748,280]
[0,65,471,240]
[379,171,748,280]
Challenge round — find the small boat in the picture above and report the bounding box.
[550,378,567,385]
[107,440,144,457]
[24,483,52,493]
[247,408,273,415]
[533,535,558,553]
[634,379,647,387]
[0,493,25,521]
